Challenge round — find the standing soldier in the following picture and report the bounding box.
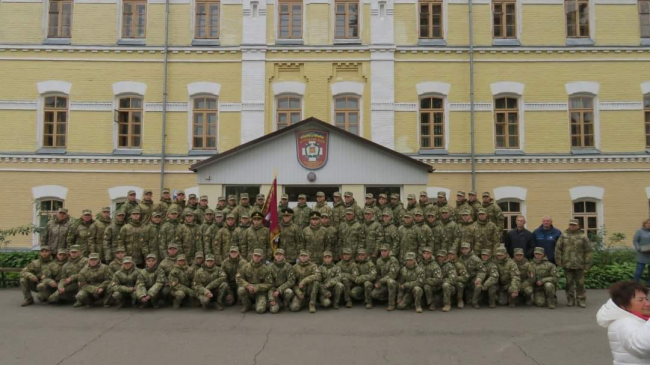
[187,193,199,212]
[242,211,271,261]
[49,245,88,304]
[425,211,443,253]
[420,248,443,311]
[278,194,290,218]
[331,192,345,227]
[194,195,209,224]
[223,195,237,217]
[136,254,166,309]
[267,249,296,313]
[221,247,246,307]
[343,192,363,223]
[418,191,432,213]
[494,246,521,307]
[447,250,470,309]
[198,209,215,255]
[168,255,195,309]
[458,210,479,253]
[481,192,505,233]
[213,210,225,230]
[108,256,139,308]
[103,210,126,263]
[390,194,406,227]
[475,208,501,255]
[363,193,381,218]
[397,212,425,262]
[350,249,377,309]
[435,192,455,220]
[336,247,358,308]
[361,208,384,262]
[290,250,322,313]
[294,194,312,229]
[376,194,391,216]
[237,249,273,313]
[251,194,265,214]
[154,188,172,216]
[138,189,155,223]
[313,191,332,217]
[167,190,186,217]
[232,213,252,258]
[214,214,238,265]
[454,191,471,222]
[175,210,202,260]
[41,208,71,256]
[467,192,481,221]
[108,246,127,274]
[529,247,558,309]
[88,207,111,262]
[458,242,486,309]
[439,207,461,254]
[413,210,433,257]
[158,209,180,259]
[371,245,400,311]
[74,253,112,307]
[193,254,228,310]
[19,246,53,306]
[555,219,593,308]
[302,211,331,265]
[513,248,534,306]
[279,208,303,263]
[318,251,343,309]
[231,193,253,226]
[67,209,94,257]
[396,252,425,313]
[339,208,363,257]
[321,212,339,261]
[435,250,458,312]
[405,194,418,214]
[476,249,500,308]
[123,190,139,222]
[146,212,163,259]
[214,196,228,216]
[117,207,149,267]
[381,211,400,257]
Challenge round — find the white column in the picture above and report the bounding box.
[370,48,395,149]
[370,0,394,45]
[241,49,267,143]
[242,0,267,45]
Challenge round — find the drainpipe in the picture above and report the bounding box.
[468,0,476,192]
[160,0,171,193]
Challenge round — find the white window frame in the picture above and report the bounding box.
[416,82,451,152]
[331,81,364,136]
[112,81,146,151]
[108,185,143,213]
[493,186,527,223]
[566,81,600,151]
[36,81,72,150]
[491,82,525,151]
[32,185,68,248]
[569,185,604,230]
[272,81,305,131]
[187,82,222,152]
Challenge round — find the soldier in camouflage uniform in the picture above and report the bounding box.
[214,214,238,265]
[390,194,406,227]
[20,246,54,306]
[136,254,166,309]
[290,250,322,313]
[223,195,237,217]
[343,192,363,223]
[339,208,363,257]
[350,249,377,308]
[108,246,126,273]
[458,210,479,253]
[232,213,252,258]
[331,192,346,228]
[435,250,457,312]
[363,193,382,218]
[40,208,71,256]
[250,194,265,214]
[74,253,112,307]
[467,192,481,221]
[425,211,444,253]
[376,194,391,217]
[418,191,433,213]
[494,246,521,307]
[187,193,199,213]
[154,188,172,216]
[267,249,296,313]
[529,247,558,309]
[302,211,331,265]
[420,248,443,311]
[405,194,418,215]
[459,242,486,308]
[103,210,126,262]
[361,208,384,261]
[439,207,461,254]
[336,247,358,308]
[221,246,246,306]
[88,207,111,262]
[447,250,470,309]
[242,211,271,261]
[454,191,472,222]
[318,251,343,309]
[159,243,180,280]
[158,209,180,260]
[194,195,209,224]
[122,190,140,222]
[145,211,163,259]
[237,249,273,313]
[481,192,505,234]
[413,210,434,257]
[203,211,222,256]
[294,194,312,229]
[555,219,593,308]
[382,211,400,257]
[513,248,534,306]
[108,256,139,308]
[320,212,339,261]
[193,254,228,310]
[371,245,400,311]
[67,209,94,257]
[138,189,155,224]
[192,252,204,271]
[313,191,332,217]
[397,252,425,313]
[277,194,290,219]
[197,209,214,254]
[396,212,425,262]
[214,196,228,217]
[117,207,149,267]
[475,208,502,256]
[175,209,202,260]
[231,193,252,226]
[475,249,500,308]
[279,208,303,263]
[39,249,68,303]
[169,254,195,309]
[435,192,455,221]
[49,245,88,304]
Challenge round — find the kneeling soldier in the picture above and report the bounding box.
[222,246,246,306]
[136,254,166,309]
[193,254,228,310]
[476,249,500,308]
[350,249,377,309]
[50,245,88,304]
[19,245,53,306]
[513,248,534,306]
[291,250,322,313]
[459,242,486,309]
[420,248,443,311]
[74,253,112,308]
[40,249,68,304]
[109,256,139,308]
[435,250,457,312]
[529,247,558,309]
[237,249,273,314]
[169,254,195,309]
[397,252,425,313]
[336,247,358,308]
[371,244,399,311]
[494,246,521,307]
[268,249,296,314]
[319,251,344,309]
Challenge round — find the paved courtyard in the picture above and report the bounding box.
[0,289,611,365]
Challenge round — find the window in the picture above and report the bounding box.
[38,199,64,231]
[43,95,68,148]
[566,0,589,38]
[117,97,143,149]
[277,96,301,129]
[493,0,516,39]
[192,97,218,149]
[48,0,73,38]
[335,0,359,39]
[195,0,220,39]
[494,97,519,149]
[122,0,147,38]
[419,0,443,39]
[284,186,340,203]
[225,186,261,201]
[419,97,444,149]
[278,0,302,39]
[641,1,650,38]
[334,96,360,135]
[498,200,521,236]
[573,200,598,239]
[569,96,594,148]
[645,95,650,147]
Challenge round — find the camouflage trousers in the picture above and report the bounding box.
[370,279,397,307]
[48,283,79,303]
[224,282,238,306]
[397,285,423,311]
[533,282,557,307]
[463,279,482,306]
[268,288,294,314]
[76,287,110,306]
[319,282,344,308]
[111,289,138,307]
[199,283,228,309]
[19,279,47,302]
[426,282,456,306]
[135,286,162,307]
[350,281,374,304]
[171,286,196,308]
[238,287,268,314]
[565,269,586,305]
[290,282,320,312]
[340,278,354,303]
[497,284,518,306]
[476,281,498,306]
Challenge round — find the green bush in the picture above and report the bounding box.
[0,251,38,288]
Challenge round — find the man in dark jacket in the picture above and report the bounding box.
[531,216,562,265]
[504,215,533,259]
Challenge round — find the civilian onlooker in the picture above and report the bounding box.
[531,216,562,265]
[633,219,650,285]
[504,215,533,259]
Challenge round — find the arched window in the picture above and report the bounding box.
[277,95,301,129]
[117,96,143,148]
[572,200,598,238]
[38,199,65,230]
[494,96,519,149]
[334,95,360,135]
[43,95,68,148]
[419,96,445,149]
[498,200,521,236]
[192,96,218,149]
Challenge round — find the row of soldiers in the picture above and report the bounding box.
[20,238,560,313]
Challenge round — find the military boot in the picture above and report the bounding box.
[508,296,516,308]
[442,303,451,312]
[282,295,292,310]
[567,293,575,307]
[173,297,183,309]
[346,300,353,308]
[72,301,84,307]
[414,292,423,313]
[548,302,556,309]
[457,291,464,309]
[525,295,533,306]
[309,301,316,313]
[577,297,586,308]
[21,298,34,307]
[320,292,331,308]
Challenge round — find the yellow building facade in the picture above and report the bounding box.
[0,0,649,248]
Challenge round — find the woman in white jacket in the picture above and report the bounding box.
[597,281,650,365]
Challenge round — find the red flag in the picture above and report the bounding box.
[262,177,280,254]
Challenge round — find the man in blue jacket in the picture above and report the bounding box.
[530,216,562,265]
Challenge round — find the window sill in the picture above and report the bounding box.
[192,39,220,46]
[43,38,71,45]
[646,148,650,154]
[571,148,600,155]
[566,38,594,46]
[113,149,142,156]
[494,149,524,155]
[333,39,362,45]
[275,39,304,46]
[189,150,218,156]
[492,39,521,47]
[419,149,448,155]
[117,39,146,46]
[36,148,66,155]
[418,39,447,46]
[641,39,650,46]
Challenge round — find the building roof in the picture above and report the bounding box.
[190,117,434,173]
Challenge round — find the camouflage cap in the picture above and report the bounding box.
[275,248,285,255]
[168,208,179,215]
[382,210,393,217]
[281,208,294,215]
[116,246,126,253]
[122,256,133,264]
[378,194,387,199]
[251,211,264,219]
[229,246,239,253]
[482,192,491,198]
[402,212,413,218]
[168,243,179,249]
[146,254,157,260]
[390,194,400,199]
[437,191,447,198]
[405,252,417,260]
[82,209,92,216]
[298,194,307,199]
[177,190,185,195]
[69,245,80,252]
[365,193,373,199]
[205,254,215,261]
[426,210,436,217]
[421,247,433,253]
[127,190,136,196]
[228,195,237,201]
[253,249,264,256]
[218,196,226,202]
[468,191,477,196]
[323,251,333,257]
[89,253,100,260]
[456,191,466,197]
[495,246,507,255]
[316,191,325,197]
[240,193,249,199]
[256,194,265,200]
[407,194,416,200]
[144,189,153,195]
[189,194,197,199]
[477,208,487,215]
[200,195,208,201]
[162,188,171,194]
[341,247,352,255]
[58,248,68,255]
[435,250,447,258]
[131,207,142,215]
[205,209,214,215]
[226,214,236,219]
[569,219,579,225]
[534,247,545,255]
[240,213,250,219]
[101,206,111,212]
[419,191,428,197]
[152,211,162,218]
[299,250,309,256]
[309,211,321,219]
[195,252,204,259]
[39,245,51,251]
[320,211,330,218]
[461,209,472,216]
[460,242,471,249]
[413,209,423,216]
[58,208,69,214]
[513,248,524,255]
[363,208,375,215]
[281,194,289,199]
[379,244,391,251]
[214,211,224,218]
[481,249,492,256]
[344,192,353,197]
[345,208,355,214]
[357,248,367,255]
[176,254,187,261]
[440,206,451,214]
[184,209,194,216]
[332,192,341,198]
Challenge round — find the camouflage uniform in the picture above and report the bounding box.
[425,216,444,253]
[88,211,111,262]
[458,214,480,253]
[144,214,163,259]
[371,253,400,309]
[19,251,53,304]
[331,195,346,228]
[38,252,67,302]
[158,215,180,259]
[336,248,359,306]
[237,251,273,313]
[117,217,149,266]
[135,257,166,308]
[382,212,400,257]
[313,197,332,218]
[279,217,303,263]
[343,196,364,223]
[49,247,88,303]
[231,219,251,258]
[467,193,481,219]
[318,253,344,309]
[197,209,215,254]
[475,210,502,255]
[267,252,296,313]
[167,199,186,218]
[108,259,139,308]
[193,255,229,309]
[103,214,126,262]
[231,199,253,227]
[448,252,470,308]
[455,197,472,223]
[476,250,500,308]
[361,209,384,260]
[513,248,534,306]
[439,213,461,254]
[122,199,139,223]
[338,210,363,257]
[436,251,458,312]
[67,216,94,257]
[40,212,71,255]
[194,202,209,225]
[175,212,202,259]
[363,195,382,218]
[350,250,377,307]
[321,214,339,261]
[214,221,237,265]
[494,247,521,307]
[242,223,271,261]
[75,255,112,307]
[459,244,487,307]
[415,214,434,257]
[420,252,443,311]
[221,248,247,305]
[302,218,332,265]
[481,194,505,231]
[396,216,425,263]
[153,193,172,217]
[290,253,322,313]
[390,195,406,227]
[396,253,425,312]
[293,201,312,229]
[168,256,196,308]
[555,223,593,307]
[138,198,155,224]
[529,247,559,308]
